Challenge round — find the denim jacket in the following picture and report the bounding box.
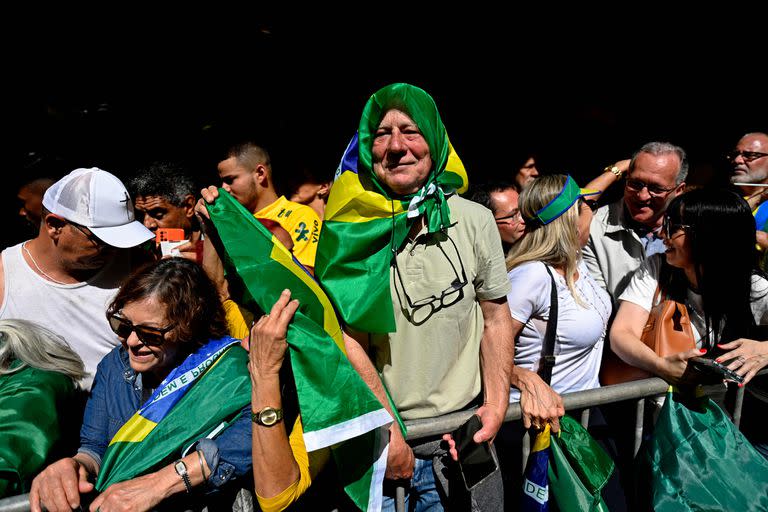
[78,345,252,490]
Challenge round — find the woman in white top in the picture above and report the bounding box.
[611,188,768,458]
[498,175,627,510]
[506,174,611,428]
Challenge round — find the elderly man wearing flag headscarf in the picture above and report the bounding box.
[315,83,515,510]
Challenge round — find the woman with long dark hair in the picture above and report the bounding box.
[611,187,768,455]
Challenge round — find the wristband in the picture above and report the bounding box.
[196,449,208,483]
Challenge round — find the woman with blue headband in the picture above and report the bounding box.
[497,175,626,507]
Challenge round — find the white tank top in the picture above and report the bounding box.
[0,242,128,390]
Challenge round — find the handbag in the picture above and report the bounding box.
[600,287,695,385]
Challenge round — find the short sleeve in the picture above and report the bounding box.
[617,255,661,312]
[506,262,551,325]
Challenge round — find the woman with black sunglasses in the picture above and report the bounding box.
[30,258,252,512]
[611,188,768,457]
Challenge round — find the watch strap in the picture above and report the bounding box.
[174,459,193,493]
[251,406,284,426]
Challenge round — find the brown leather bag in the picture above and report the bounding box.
[600,289,696,385]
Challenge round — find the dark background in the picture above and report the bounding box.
[4,13,765,247]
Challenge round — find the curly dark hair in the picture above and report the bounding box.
[107,258,229,347]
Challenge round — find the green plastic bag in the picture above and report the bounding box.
[549,415,614,512]
[647,388,768,511]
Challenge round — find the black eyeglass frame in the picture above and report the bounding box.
[494,209,523,223]
[727,150,768,163]
[625,179,677,198]
[391,231,469,326]
[579,198,600,212]
[108,313,176,347]
[67,219,107,247]
[662,215,693,238]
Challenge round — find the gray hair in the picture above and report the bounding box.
[128,161,197,206]
[0,319,87,383]
[630,141,689,185]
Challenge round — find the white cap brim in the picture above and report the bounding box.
[90,221,155,249]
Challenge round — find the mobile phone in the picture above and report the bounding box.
[156,228,186,244]
[156,228,188,257]
[689,356,745,384]
[450,415,499,491]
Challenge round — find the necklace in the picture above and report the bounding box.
[22,242,69,285]
[579,272,611,329]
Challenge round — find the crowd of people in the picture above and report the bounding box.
[1,83,767,511]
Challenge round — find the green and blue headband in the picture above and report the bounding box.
[526,175,599,226]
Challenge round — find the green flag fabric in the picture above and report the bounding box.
[206,190,392,511]
[646,387,768,511]
[548,415,613,512]
[315,83,469,333]
[0,364,74,497]
[96,337,250,491]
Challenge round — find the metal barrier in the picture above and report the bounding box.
[1,376,762,512]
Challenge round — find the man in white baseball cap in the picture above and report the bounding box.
[0,167,154,389]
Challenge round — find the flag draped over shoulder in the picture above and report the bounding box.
[315,83,469,333]
[207,191,392,511]
[96,337,250,491]
[646,387,768,511]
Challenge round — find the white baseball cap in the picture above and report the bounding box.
[42,167,154,248]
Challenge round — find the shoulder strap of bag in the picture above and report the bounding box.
[540,264,559,385]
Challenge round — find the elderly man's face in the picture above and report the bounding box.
[729,133,768,185]
[623,152,684,227]
[372,109,433,195]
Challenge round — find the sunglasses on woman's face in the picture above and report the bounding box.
[108,313,175,347]
[662,216,693,237]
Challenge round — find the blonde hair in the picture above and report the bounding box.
[0,319,87,383]
[505,174,585,305]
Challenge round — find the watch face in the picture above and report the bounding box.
[260,408,279,426]
[175,460,187,475]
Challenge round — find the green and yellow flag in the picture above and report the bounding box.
[315,83,469,333]
[207,190,392,511]
[96,337,250,491]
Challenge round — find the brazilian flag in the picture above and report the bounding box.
[96,337,250,490]
[315,83,469,334]
[207,190,392,511]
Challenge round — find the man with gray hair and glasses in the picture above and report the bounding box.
[728,132,768,252]
[583,141,688,302]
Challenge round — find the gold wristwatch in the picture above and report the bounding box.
[252,406,284,426]
[605,165,624,178]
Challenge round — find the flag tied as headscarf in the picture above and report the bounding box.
[315,83,469,333]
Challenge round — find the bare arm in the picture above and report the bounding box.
[610,300,703,382]
[507,318,564,432]
[475,298,514,442]
[342,329,414,480]
[247,290,302,498]
[89,451,209,512]
[584,159,630,201]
